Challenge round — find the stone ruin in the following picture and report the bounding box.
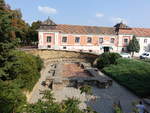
[42,61,113,90]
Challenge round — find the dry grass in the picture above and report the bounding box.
[25,50,98,63]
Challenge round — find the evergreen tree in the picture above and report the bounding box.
[0,0,6,10]
[27,21,41,45]
[127,35,140,57]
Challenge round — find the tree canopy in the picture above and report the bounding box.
[127,35,140,57]
[0,1,43,113]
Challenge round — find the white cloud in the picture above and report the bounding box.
[96,13,104,18]
[111,17,127,24]
[38,6,57,14]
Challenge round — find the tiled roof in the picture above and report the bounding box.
[38,18,150,37]
[119,28,150,37]
[38,24,116,35]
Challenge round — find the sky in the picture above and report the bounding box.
[5,0,150,28]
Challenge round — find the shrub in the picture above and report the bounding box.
[96,52,121,69]
[0,50,43,90]
[10,50,43,91]
[0,81,26,113]
[80,85,92,95]
[0,50,43,113]
[103,58,150,97]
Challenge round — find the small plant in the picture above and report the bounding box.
[80,85,92,95]
[113,101,123,113]
[40,90,55,103]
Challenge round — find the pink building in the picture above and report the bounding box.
[37,18,150,55]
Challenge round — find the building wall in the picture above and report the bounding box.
[136,37,150,55]
[38,31,150,56]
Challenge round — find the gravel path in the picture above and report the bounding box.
[28,60,150,113]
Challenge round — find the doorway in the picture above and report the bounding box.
[103,47,110,52]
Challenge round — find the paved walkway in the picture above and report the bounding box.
[28,60,150,113]
[52,82,142,113]
[27,61,51,103]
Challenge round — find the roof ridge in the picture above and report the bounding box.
[132,27,150,29]
[57,24,114,28]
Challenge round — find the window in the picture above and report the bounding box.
[87,37,92,43]
[47,36,52,42]
[124,39,128,44]
[122,47,127,52]
[144,39,147,43]
[75,37,80,43]
[62,37,67,43]
[110,38,115,43]
[99,38,103,43]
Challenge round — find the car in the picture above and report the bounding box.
[140,52,150,59]
[120,53,131,58]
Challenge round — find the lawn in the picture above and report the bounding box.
[103,58,150,97]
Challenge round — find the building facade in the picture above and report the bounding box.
[37,18,150,56]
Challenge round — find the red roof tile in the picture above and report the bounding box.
[38,24,116,35]
[119,28,150,37]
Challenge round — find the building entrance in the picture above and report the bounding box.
[103,47,110,52]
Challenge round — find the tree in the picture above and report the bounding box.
[27,21,41,45]
[127,35,140,57]
[0,0,6,10]
[0,81,26,113]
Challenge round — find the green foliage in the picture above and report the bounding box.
[10,50,43,90]
[0,49,43,113]
[40,90,55,103]
[0,11,16,42]
[113,106,123,113]
[0,1,44,113]
[127,35,140,57]
[27,21,41,44]
[0,81,26,113]
[103,58,150,97]
[96,52,121,69]
[23,90,86,113]
[0,0,6,10]
[63,97,82,113]
[80,85,92,95]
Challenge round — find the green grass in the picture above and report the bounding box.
[103,58,150,97]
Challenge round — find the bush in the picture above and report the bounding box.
[9,50,43,91]
[0,50,43,113]
[103,58,150,97]
[96,52,121,69]
[0,81,26,113]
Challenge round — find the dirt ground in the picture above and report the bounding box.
[62,63,91,78]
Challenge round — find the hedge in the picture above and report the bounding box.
[103,58,150,97]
